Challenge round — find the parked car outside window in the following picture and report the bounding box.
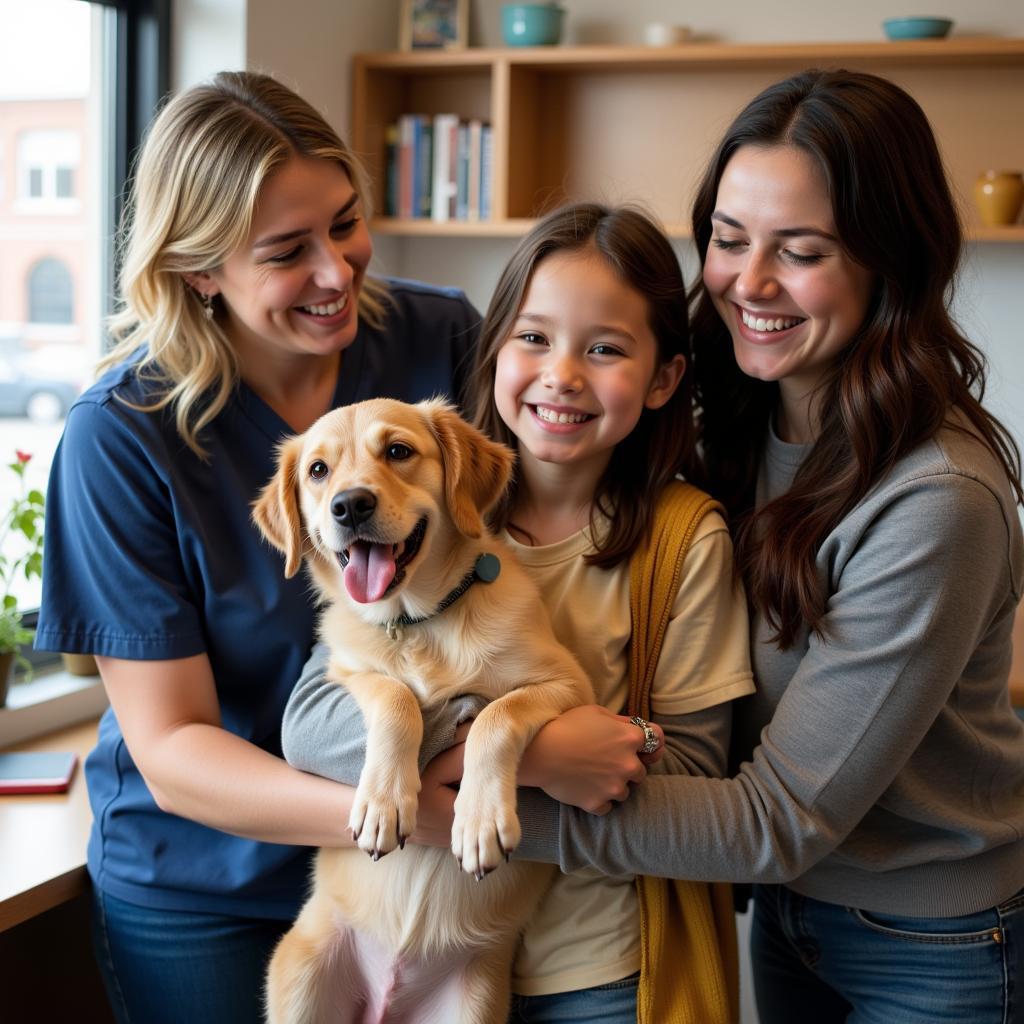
[0,334,86,423]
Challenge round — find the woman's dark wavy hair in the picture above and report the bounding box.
[470,202,697,568]
[687,68,1023,648]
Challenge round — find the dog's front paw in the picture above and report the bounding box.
[451,783,520,880]
[349,771,419,860]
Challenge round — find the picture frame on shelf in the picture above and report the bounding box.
[399,0,468,51]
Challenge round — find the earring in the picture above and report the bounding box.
[201,292,215,320]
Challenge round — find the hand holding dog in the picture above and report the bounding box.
[413,705,663,842]
[520,705,663,815]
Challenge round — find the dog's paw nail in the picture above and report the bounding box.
[372,849,382,862]
[398,835,406,850]
[474,869,485,882]
[351,828,360,842]
[505,849,513,863]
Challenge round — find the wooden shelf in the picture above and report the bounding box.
[356,38,1024,70]
[972,225,1024,243]
[352,39,1024,240]
[370,218,1024,243]
[369,217,535,237]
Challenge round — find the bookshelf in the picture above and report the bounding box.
[351,39,1024,242]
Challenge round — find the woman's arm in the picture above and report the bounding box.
[98,652,358,847]
[513,471,1023,881]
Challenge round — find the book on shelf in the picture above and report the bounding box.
[396,114,416,219]
[386,115,491,224]
[384,123,399,217]
[413,117,433,219]
[454,121,469,222]
[479,123,493,221]
[396,114,433,219]
[466,119,482,221]
[430,113,459,223]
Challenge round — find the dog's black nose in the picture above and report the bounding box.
[331,488,377,528]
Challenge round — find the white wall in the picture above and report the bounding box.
[172,0,245,89]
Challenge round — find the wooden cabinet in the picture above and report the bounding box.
[351,38,1024,241]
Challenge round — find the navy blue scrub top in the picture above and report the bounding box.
[35,279,479,918]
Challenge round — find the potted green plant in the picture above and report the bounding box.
[0,450,45,707]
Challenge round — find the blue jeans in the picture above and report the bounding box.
[91,888,289,1024]
[751,883,1024,1023]
[508,972,639,1023]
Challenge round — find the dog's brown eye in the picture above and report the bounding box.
[386,443,413,461]
[309,460,329,480]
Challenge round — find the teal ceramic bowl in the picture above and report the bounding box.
[501,4,566,46]
[882,17,954,40]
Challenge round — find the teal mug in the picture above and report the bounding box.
[501,3,566,46]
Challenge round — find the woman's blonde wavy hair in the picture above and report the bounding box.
[102,70,388,457]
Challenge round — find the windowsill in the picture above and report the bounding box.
[0,669,108,748]
[12,197,82,215]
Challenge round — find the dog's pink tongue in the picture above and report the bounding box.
[344,541,397,604]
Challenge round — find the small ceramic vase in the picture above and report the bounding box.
[974,170,1024,226]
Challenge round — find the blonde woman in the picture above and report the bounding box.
[33,71,489,1024]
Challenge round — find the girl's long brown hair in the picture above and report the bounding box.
[470,203,697,568]
[688,69,1023,648]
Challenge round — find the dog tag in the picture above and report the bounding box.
[474,553,501,583]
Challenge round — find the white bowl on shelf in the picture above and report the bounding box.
[643,23,690,47]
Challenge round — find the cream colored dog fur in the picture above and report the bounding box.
[252,398,593,1024]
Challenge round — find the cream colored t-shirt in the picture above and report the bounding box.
[508,511,754,996]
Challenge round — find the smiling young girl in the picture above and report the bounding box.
[282,203,754,1022]
[475,205,755,1019]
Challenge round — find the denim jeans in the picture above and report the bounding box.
[91,888,289,1024]
[508,972,639,1023]
[751,883,1023,1023]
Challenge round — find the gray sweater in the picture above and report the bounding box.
[282,421,1024,918]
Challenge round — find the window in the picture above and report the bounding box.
[55,166,75,198]
[17,130,81,207]
[27,259,74,324]
[0,0,168,724]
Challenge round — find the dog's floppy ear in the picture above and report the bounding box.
[252,435,307,578]
[421,400,515,538]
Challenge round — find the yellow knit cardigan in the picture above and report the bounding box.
[628,480,740,1024]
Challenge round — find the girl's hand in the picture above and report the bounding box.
[519,705,664,815]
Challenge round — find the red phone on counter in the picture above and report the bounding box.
[0,751,78,794]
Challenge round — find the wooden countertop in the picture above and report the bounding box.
[0,719,97,932]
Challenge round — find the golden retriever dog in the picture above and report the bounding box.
[252,397,593,1024]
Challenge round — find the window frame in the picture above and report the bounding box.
[12,0,170,685]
